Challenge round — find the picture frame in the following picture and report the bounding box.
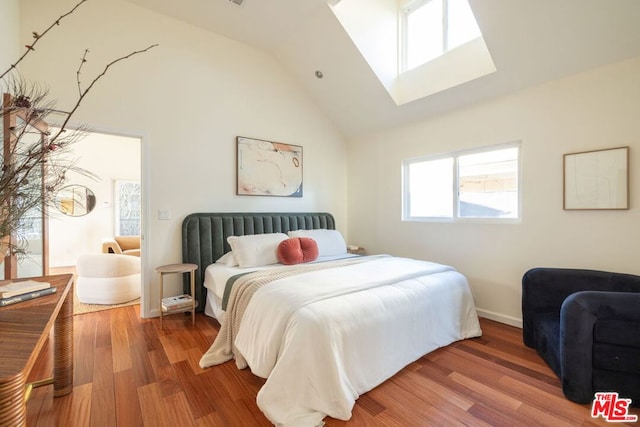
[236,136,303,197]
[563,146,629,210]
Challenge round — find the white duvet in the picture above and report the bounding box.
[203,256,482,426]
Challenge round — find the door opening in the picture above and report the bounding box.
[48,130,142,275]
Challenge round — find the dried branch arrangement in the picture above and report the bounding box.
[0,0,157,259]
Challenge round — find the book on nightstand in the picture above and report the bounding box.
[162,294,193,311]
[0,286,57,307]
[0,279,51,298]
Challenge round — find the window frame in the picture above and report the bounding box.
[400,0,438,73]
[402,141,522,224]
[399,0,480,73]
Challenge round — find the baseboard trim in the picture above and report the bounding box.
[476,308,522,329]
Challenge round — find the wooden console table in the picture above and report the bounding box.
[0,274,74,427]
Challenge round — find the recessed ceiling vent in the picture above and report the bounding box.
[228,0,243,5]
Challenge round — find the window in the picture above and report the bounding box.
[114,180,141,236]
[401,0,481,72]
[402,142,521,222]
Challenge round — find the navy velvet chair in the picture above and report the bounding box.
[522,267,640,405]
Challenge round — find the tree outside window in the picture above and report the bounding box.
[115,180,141,236]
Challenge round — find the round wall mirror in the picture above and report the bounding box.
[55,185,96,217]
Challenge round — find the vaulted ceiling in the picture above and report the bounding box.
[126,0,640,138]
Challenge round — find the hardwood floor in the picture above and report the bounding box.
[26,307,638,426]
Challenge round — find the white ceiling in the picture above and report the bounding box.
[126,0,640,138]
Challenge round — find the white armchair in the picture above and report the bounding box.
[76,253,141,304]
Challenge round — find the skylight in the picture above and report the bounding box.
[402,0,482,71]
[329,0,495,106]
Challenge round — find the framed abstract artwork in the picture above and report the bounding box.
[563,146,629,210]
[236,136,303,197]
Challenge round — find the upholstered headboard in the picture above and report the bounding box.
[181,212,336,311]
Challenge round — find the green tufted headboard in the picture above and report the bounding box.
[181,212,336,311]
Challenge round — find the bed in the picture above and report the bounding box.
[182,212,482,426]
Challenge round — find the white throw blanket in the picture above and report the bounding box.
[201,256,482,426]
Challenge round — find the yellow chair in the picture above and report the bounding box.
[101,236,141,257]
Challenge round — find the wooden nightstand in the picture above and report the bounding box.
[155,263,198,329]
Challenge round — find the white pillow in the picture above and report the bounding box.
[215,251,238,267]
[227,233,288,268]
[288,229,347,256]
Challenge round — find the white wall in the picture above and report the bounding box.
[48,132,141,267]
[331,0,398,89]
[347,56,640,326]
[20,0,348,317]
[0,0,19,72]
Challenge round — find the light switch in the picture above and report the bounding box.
[158,210,171,220]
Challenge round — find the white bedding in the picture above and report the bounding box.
[201,255,482,426]
[202,254,359,321]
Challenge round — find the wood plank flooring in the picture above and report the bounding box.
[26,306,639,426]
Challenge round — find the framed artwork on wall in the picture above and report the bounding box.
[236,136,303,197]
[563,146,629,210]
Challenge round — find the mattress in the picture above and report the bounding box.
[202,254,359,322]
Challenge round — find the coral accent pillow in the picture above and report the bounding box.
[277,238,319,265]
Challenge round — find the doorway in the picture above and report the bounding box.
[47,130,142,274]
